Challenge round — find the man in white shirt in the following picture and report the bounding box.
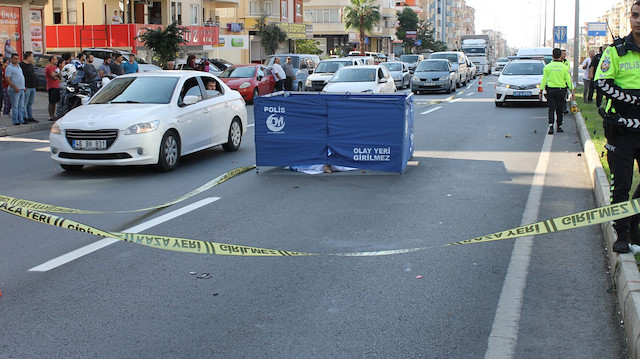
[272,57,285,91]
[581,49,595,103]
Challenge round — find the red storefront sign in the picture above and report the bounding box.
[45,24,219,49]
[0,6,22,57]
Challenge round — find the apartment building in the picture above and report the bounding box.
[304,0,394,57]
[424,0,474,50]
[586,0,634,51]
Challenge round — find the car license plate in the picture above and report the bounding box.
[72,140,107,150]
[425,82,436,86]
[513,91,531,96]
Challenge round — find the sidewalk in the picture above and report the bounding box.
[0,90,54,137]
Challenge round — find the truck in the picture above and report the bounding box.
[460,35,492,75]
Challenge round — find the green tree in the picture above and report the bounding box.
[343,0,381,55]
[396,8,419,54]
[256,14,287,55]
[416,19,446,53]
[295,39,323,55]
[136,22,188,68]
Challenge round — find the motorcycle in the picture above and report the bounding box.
[56,82,94,118]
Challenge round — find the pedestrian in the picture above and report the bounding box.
[70,53,85,85]
[112,10,122,24]
[272,57,285,91]
[19,51,37,123]
[590,45,608,107]
[4,39,15,58]
[165,60,176,70]
[594,1,640,253]
[282,56,295,91]
[581,49,595,103]
[98,56,114,79]
[122,54,139,74]
[110,53,124,76]
[5,53,26,126]
[539,48,574,135]
[45,55,61,121]
[1,57,11,117]
[83,54,97,88]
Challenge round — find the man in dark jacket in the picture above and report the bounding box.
[19,51,37,123]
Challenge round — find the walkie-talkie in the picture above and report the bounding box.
[606,19,627,56]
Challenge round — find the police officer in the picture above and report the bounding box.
[540,48,574,134]
[595,0,640,253]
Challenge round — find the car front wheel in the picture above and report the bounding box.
[251,88,259,104]
[222,118,242,152]
[157,130,180,171]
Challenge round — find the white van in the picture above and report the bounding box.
[516,47,554,64]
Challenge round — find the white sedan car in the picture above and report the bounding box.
[495,59,546,107]
[50,71,247,171]
[321,65,396,93]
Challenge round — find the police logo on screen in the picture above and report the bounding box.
[264,106,286,133]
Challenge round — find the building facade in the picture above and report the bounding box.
[424,0,474,50]
[0,1,49,58]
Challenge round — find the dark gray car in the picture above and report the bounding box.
[411,59,457,94]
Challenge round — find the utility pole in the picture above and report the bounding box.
[552,0,556,47]
[544,0,548,46]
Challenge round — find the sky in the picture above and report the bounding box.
[465,0,626,49]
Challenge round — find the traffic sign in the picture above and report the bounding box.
[587,22,607,36]
[554,26,567,43]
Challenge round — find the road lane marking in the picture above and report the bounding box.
[29,197,221,272]
[466,92,474,96]
[484,134,553,358]
[420,106,442,115]
[449,98,462,103]
[0,137,49,143]
[248,124,254,128]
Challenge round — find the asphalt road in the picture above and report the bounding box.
[0,76,630,358]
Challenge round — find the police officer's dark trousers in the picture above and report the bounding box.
[546,88,566,126]
[608,131,640,236]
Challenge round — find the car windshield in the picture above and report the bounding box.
[331,68,376,83]
[90,76,179,104]
[400,55,419,62]
[382,63,403,71]
[430,53,458,63]
[502,62,544,75]
[219,66,256,78]
[315,61,351,73]
[267,56,300,68]
[416,61,448,71]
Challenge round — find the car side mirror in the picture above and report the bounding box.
[257,75,263,81]
[182,95,199,105]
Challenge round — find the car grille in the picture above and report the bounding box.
[65,129,119,149]
[58,152,132,160]
[311,81,326,91]
[419,77,441,82]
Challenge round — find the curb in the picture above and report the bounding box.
[0,121,53,137]
[572,103,640,357]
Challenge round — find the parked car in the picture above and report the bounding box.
[411,59,457,94]
[348,51,387,63]
[381,61,411,89]
[265,54,320,91]
[305,58,361,91]
[34,53,53,90]
[428,51,468,87]
[494,58,546,107]
[399,54,424,73]
[218,64,275,103]
[493,57,509,74]
[82,48,162,72]
[321,65,396,93]
[466,57,477,79]
[176,58,230,76]
[49,71,247,171]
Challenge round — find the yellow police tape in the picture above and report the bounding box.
[1,194,639,257]
[0,166,255,214]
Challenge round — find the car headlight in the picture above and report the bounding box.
[124,120,159,135]
[439,76,448,81]
[305,79,311,87]
[50,122,60,134]
[412,75,419,82]
[238,82,251,89]
[496,81,510,88]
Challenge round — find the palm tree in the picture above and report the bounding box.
[343,0,382,55]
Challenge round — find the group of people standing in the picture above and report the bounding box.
[580,46,607,107]
[269,56,296,91]
[1,51,39,126]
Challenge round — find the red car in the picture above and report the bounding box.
[218,64,275,103]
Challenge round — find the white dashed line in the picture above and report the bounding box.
[420,106,443,115]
